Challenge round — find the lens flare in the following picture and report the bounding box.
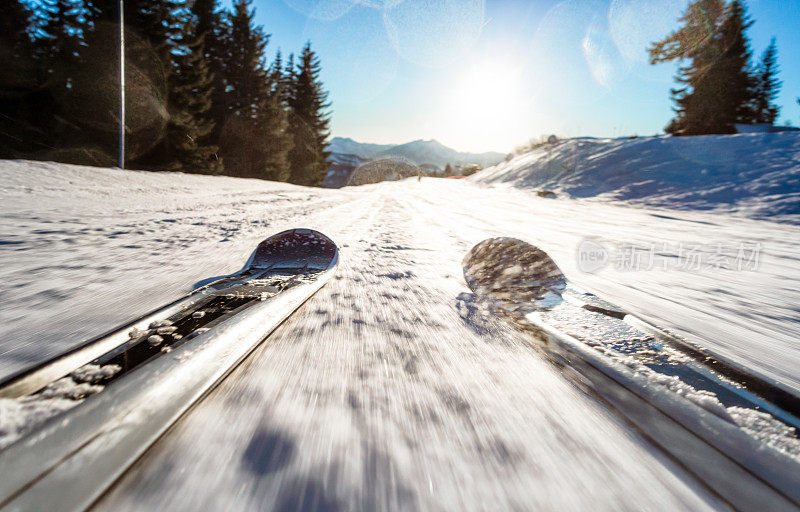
[349,157,422,185]
[350,0,406,7]
[608,0,691,63]
[282,0,355,22]
[582,21,628,89]
[383,0,485,68]
[527,0,625,106]
[303,7,398,105]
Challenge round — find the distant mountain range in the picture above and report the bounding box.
[327,137,505,170]
[324,137,506,188]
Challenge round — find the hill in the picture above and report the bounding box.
[327,137,504,169]
[325,137,505,188]
[471,133,800,222]
[327,137,395,159]
[371,139,505,169]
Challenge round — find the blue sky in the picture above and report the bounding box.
[246,0,800,153]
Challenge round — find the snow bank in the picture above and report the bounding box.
[472,133,800,222]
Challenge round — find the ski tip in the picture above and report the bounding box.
[246,229,338,272]
[463,237,566,313]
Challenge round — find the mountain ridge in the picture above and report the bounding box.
[327,137,505,170]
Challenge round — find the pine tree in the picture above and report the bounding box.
[282,52,295,105]
[191,0,228,144]
[0,0,35,93]
[272,51,283,85]
[649,0,755,135]
[29,0,89,154]
[37,0,85,90]
[83,0,180,166]
[1,0,35,64]
[62,0,125,164]
[217,0,268,178]
[85,0,177,73]
[0,0,42,157]
[164,9,221,174]
[256,52,292,181]
[648,0,727,134]
[218,0,292,180]
[84,0,117,23]
[222,0,267,120]
[751,38,781,124]
[719,0,756,126]
[287,42,330,186]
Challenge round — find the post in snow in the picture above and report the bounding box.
[118,0,125,170]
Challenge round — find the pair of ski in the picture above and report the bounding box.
[0,231,798,511]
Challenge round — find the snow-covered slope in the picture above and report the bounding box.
[3,158,800,510]
[0,160,345,378]
[472,133,800,222]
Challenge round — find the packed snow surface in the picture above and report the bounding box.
[2,156,800,510]
[473,132,800,222]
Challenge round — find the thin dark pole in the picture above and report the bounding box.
[119,0,125,169]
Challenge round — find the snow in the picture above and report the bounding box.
[618,353,800,459]
[3,154,799,509]
[727,406,800,459]
[70,363,121,384]
[0,361,122,449]
[0,395,77,450]
[472,132,800,222]
[36,376,103,400]
[0,369,114,449]
[0,159,341,379]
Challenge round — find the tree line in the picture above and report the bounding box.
[0,0,331,185]
[649,0,784,136]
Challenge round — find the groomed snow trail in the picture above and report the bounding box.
[94,185,721,511]
[5,162,800,510]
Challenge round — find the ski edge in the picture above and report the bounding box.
[0,260,337,512]
[0,291,211,399]
[525,312,800,512]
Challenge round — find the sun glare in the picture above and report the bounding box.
[439,61,530,153]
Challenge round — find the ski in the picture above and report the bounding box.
[464,237,800,512]
[0,228,339,511]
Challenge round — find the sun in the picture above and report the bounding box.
[438,60,530,153]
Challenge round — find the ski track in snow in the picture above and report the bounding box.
[94,188,720,511]
[3,160,799,509]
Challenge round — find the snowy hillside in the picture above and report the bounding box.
[472,132,800,222]
[3,158,800,510]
